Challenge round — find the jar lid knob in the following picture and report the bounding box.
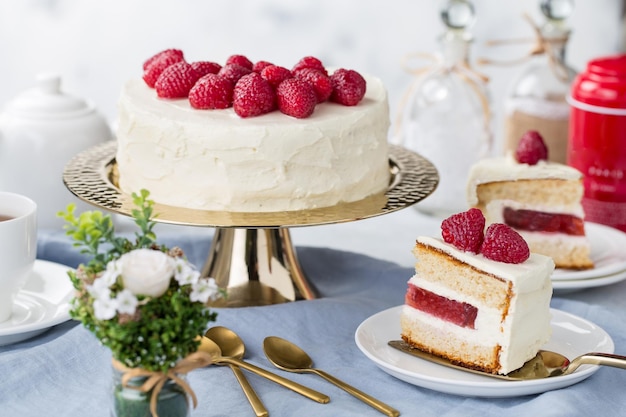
[35,73,62,94]
[540,0,575,22]
[440,0,476,30]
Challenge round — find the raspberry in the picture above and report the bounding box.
[295,68,333,103]
[515,130,548,165]
[292,56,327,75]
[226,54,253,70]
[218,64,253,85]
[155,61,201,98]
[142,48,184,71]
[330,69,367,106]
[481,223,530,264]
[190,61,222,77]
[143,50,185,88]
[441,208,485,253]
[253,60,274,73]
[260,65,293,88]
[276,78,318,119]
[233,72,276,118]
[189,74,234,109]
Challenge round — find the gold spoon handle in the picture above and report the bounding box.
[228,364,269,417]
[313,369,399,417]
[566,352,626,375]
[224,357,330,404]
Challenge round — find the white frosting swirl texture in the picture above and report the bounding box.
[115,75,390,212]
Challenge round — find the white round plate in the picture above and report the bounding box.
[355,306,614,398]
[552,222,626,281]
[553,268,626,293]
[0,260,73,346]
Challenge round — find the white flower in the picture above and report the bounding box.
[190,277,220,303]
[87,279,112,300]
[174,258,200,286]
[99,259,122,287]
[88,259,121,298]
[119,248,175,298]
[115,289,139,315]
[93,295,118,320]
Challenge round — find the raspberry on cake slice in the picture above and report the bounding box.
[467,130,594,270]
[401,210,555,375]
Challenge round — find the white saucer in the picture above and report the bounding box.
[552,222,626,281]
[553,268,626,294]
[355,306,613,398]
[0,260,74,346]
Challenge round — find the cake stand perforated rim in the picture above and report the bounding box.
[63,140,439,228]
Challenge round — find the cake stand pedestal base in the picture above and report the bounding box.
[201,227,315,307]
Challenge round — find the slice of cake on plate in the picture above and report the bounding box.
[466,130,593,270]
[400,209,555,375]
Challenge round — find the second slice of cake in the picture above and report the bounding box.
[467,131,593,270]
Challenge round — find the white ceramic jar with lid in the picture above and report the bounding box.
[0,73,112,229]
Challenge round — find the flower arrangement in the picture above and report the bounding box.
[58,190,222,417]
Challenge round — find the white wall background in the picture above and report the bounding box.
[0,0,623,149]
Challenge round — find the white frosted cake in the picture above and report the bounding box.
[467,154,593,269]
[401,235,554,375]
[115,74,390,212]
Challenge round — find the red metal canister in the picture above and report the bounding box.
[567,54,626,232]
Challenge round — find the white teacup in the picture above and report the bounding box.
[0,192,37,323]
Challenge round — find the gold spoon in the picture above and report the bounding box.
[198,335,329,404]
[204,327,268,417]
[388,340,626,380]
[263,336,400,417]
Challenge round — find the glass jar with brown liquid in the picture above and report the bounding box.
[503,0,576,163]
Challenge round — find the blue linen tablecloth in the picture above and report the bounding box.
[1,230,625,417]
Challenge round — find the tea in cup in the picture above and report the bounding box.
[0,192,37,322]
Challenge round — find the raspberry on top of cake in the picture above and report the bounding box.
[141,49,367,118]
[401,209,555,375]
[116,49,390,213]
[466,130,593,270]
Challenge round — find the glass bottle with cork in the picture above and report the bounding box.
[502,0,576,164]
[398,0,492,218]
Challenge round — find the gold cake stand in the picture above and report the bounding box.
[63,141,438,307]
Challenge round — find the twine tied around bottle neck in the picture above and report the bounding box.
[394,51,491,139]
[477,13,570,82]
[112,351,214,417]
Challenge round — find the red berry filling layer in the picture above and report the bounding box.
[503,207,585,236]
[405,284,478,329]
